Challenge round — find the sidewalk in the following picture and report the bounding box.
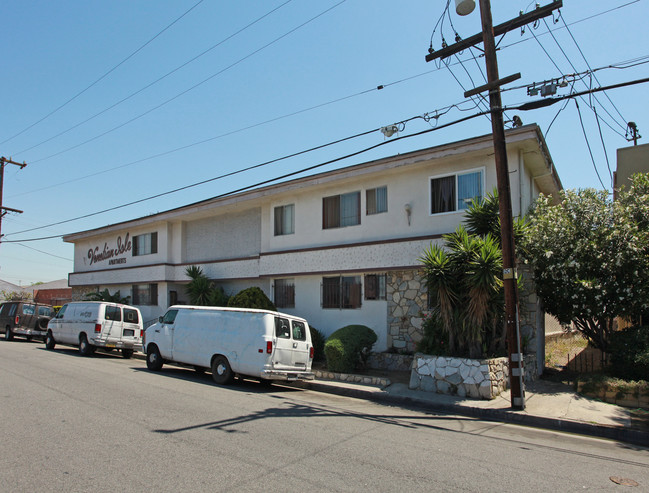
[294,370,649,447]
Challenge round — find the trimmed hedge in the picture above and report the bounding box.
[324,325,377,373]
[227,287,277,311]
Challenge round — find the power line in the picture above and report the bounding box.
[12,0,294,156]
[574,100,606,189]
[0,0,206,147]
[27,1,347,165]
[2,109,490,243]
[5,74,649,244]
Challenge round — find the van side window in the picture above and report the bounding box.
[292,321,306,341]
[105,305,122,321]
[23,304,36,316]
[275,317,291,339]
[123,308,139,324]
[0,304,14,316]
[161,310,178,325]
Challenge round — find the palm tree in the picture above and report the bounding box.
[420,200,508,358]
[185,266,213,306]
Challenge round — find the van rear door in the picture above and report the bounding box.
[103,305,122,345]
[289,320,310,370]
[272,316,310,371]
[273,316,295,370]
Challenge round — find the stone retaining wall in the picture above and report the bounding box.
[409,353,508,399]
[367,352,413,372]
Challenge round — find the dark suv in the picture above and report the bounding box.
[0,301,55,341]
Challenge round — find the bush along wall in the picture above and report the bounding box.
[324,325,377,373]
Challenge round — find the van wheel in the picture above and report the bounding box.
[5,328,14,341]
[146,346,163,371]
[79,335,93,356]
[45,332,56,350]
[122,349,134,359]
[211,356,234,385]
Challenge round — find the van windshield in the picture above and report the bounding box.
[161,310,178,325]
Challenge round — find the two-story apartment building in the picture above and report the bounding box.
[65,124,561,361]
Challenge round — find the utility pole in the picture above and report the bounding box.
[0,156,27,245]
[426,0,563,410]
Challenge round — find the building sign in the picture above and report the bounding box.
[88,233,131,266]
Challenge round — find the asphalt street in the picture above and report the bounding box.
[1,340,648,492]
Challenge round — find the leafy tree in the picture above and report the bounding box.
[521,174,649,353]
[1,290,32,302]
[84,288,130,304]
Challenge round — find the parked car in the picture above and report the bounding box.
[143,305,314,384]
[0,301,55,342]
[45,301,143,358]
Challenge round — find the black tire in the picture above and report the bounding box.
[146,345,163,371]
[45,332,56,350]
[122,349,134,359]
[5,327,14,341]
[79,335,93,356]
[211,355,234,385]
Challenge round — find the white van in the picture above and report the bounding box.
[45,301,143,358]
[143,305,314,384]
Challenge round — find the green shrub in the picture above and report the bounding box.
[608,325,649,381]
[416,311,450,356]
[227,287,277,311]
[309,325,326,362]
[324,325,377,373]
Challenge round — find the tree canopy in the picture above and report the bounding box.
[521,173,649,352]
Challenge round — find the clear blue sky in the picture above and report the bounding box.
[1,0,647,285]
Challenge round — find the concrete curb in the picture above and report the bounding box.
[302,380,649,447]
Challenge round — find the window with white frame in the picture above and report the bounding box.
[430,169,483,214]
[366,186,388,215]
[274,204,295,236]
[322,191,360,229]
[322,276,362,309]
[273,278,295,308]
[133,232,158,256]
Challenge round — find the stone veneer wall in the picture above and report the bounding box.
[410,353,509,399]
[367,352,413,372]
[386,269,428,352]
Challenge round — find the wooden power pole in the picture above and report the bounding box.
[0,156,27,244]
[426,0,563,409]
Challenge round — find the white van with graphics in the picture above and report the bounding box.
[143,305,314,384]
[45,301,143,358]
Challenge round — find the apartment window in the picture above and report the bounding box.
[274,204,295,236]
[274,279,295,308]
[323,191,360,229]
[430,170,483,214]
[322,276,362,309]
[364,274,387,300]
[133,232,158,256]
[132,284,158,306]
[366,186,388,215]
